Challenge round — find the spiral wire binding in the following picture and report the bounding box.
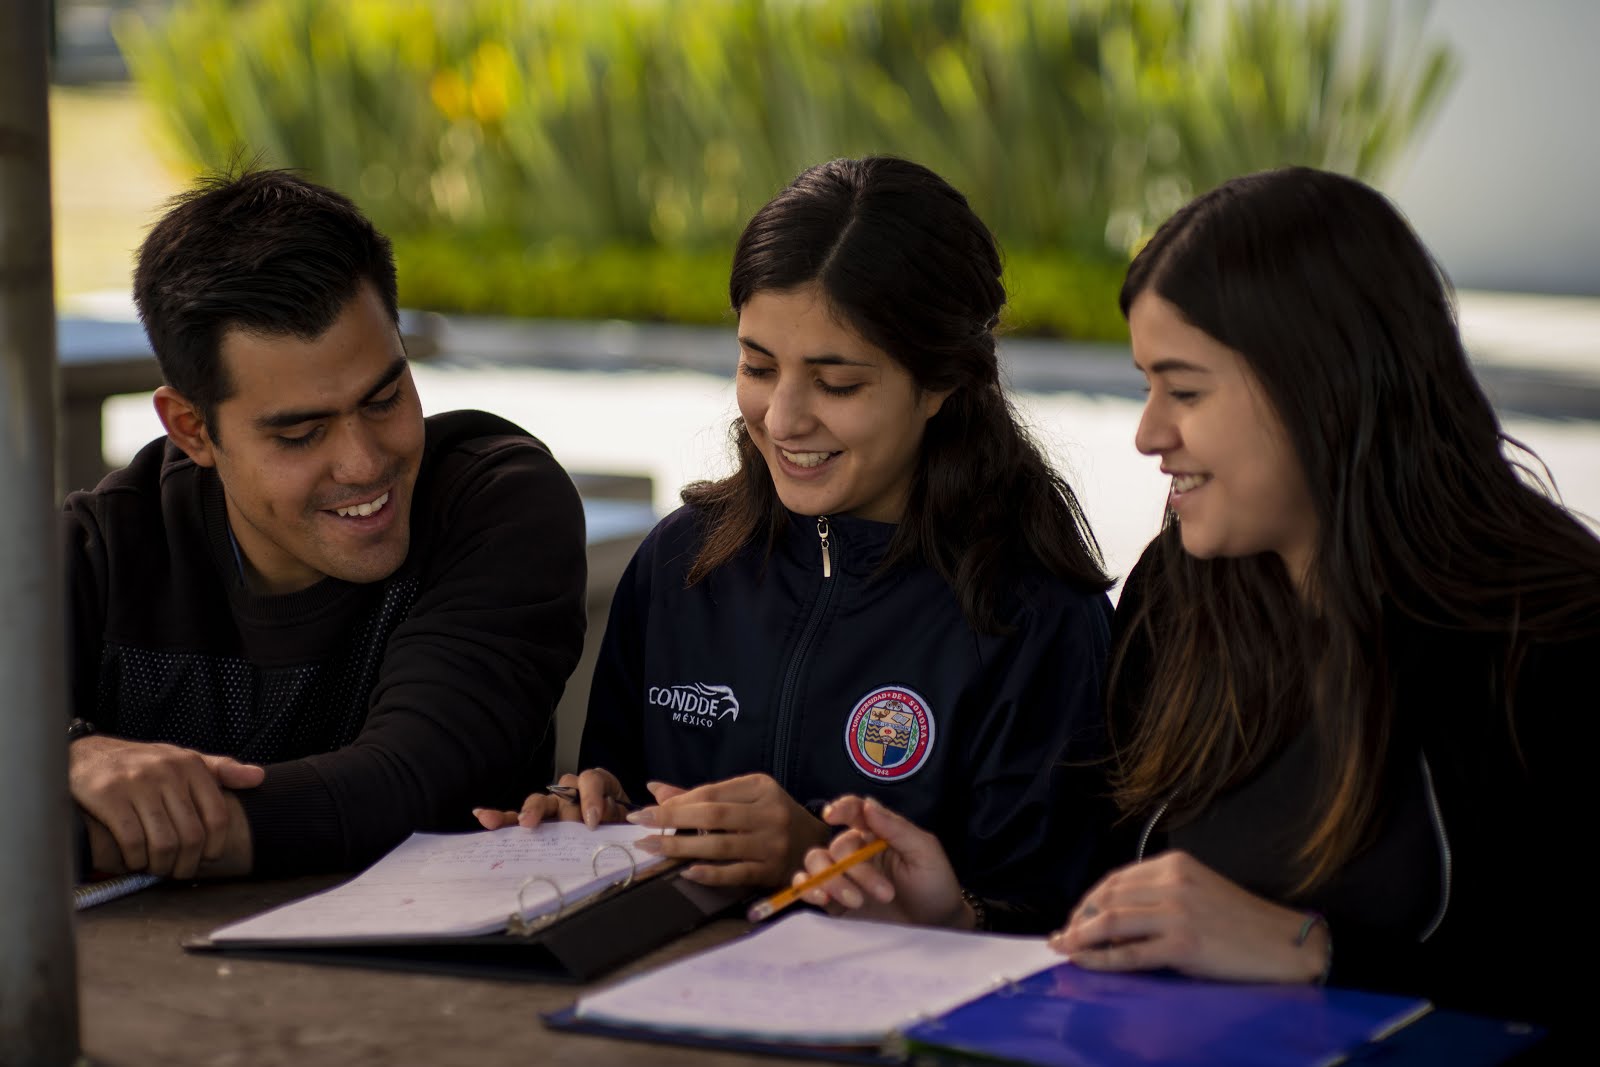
[74,873,161,911]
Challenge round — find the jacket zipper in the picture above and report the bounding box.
[1136,796,1171,861]
[770,517,836,791]
[1417,752,1453,942]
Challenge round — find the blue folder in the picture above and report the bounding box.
[546,962,1545,1065]
[900,963,1543,1067]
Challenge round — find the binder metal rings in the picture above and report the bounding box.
[590,842,639,888]
[505,843,642,937]
[508,875,566,936]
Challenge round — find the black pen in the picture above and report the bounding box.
[544,783,645,813]
[545,784,708,836]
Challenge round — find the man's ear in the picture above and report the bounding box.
[153,386,218,468]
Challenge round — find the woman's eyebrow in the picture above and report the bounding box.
[738,336,874,368]
[803,354,874,368]
[1144,358,1212,375]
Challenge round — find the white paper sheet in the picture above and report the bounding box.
[574,911,1063,1046]
[210,824,663,942]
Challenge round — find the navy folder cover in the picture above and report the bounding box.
[902,963,1435,1066]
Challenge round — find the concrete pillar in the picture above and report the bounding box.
[0,1,82,1063]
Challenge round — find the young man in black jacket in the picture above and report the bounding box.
[63,169,586,879]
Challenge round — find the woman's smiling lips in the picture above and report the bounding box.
[775,447,842,480]
[1166,470,1212,508]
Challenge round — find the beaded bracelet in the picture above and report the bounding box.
[1295,911,1334,985]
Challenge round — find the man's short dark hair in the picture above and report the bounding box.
[133,168,400,438]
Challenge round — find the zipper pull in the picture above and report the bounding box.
[816,517,832,579]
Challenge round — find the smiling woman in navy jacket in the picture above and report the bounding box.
[477,157,1114,927]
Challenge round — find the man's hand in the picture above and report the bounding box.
[69,735,262,879]
[625,774,832,888]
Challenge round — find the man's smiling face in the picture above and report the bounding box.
[186,282,425,593]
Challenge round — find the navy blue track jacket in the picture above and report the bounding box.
[579,505,1116,930]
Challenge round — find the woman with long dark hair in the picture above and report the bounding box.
[795,166,1595,1033]
[477,157,1114,926]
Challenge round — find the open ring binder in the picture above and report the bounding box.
[184,824,751,983]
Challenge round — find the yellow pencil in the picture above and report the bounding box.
[746,838,890,923]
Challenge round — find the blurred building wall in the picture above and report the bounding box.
[1388,0,1600,295]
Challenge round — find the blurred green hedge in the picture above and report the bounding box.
[391,232,1129,338]
[120,0,1454,341]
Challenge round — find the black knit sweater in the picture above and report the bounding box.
[62,410,587,875]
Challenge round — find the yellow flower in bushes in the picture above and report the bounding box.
[430,69,469,121]
[469,41,514,125]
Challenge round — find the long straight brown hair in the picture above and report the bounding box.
[1109,167,1600,887]
[683,157,1111,631]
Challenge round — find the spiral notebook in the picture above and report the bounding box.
[75,873,162,911]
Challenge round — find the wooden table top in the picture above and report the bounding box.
[77,875,820,1067]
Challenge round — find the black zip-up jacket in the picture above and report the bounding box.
[1113,535,1591,1042]
[580,505,1115,930]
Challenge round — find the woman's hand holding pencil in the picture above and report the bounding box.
[780,795,977,930]
[747,838,889,921]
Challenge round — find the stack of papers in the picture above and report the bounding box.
[210,824,662,943]
[574,910,1062,1046]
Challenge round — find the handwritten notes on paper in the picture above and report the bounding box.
[574,911,1063,1046]
[210,824,663,943]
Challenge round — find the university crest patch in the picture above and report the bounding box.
[843,686,935,781]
